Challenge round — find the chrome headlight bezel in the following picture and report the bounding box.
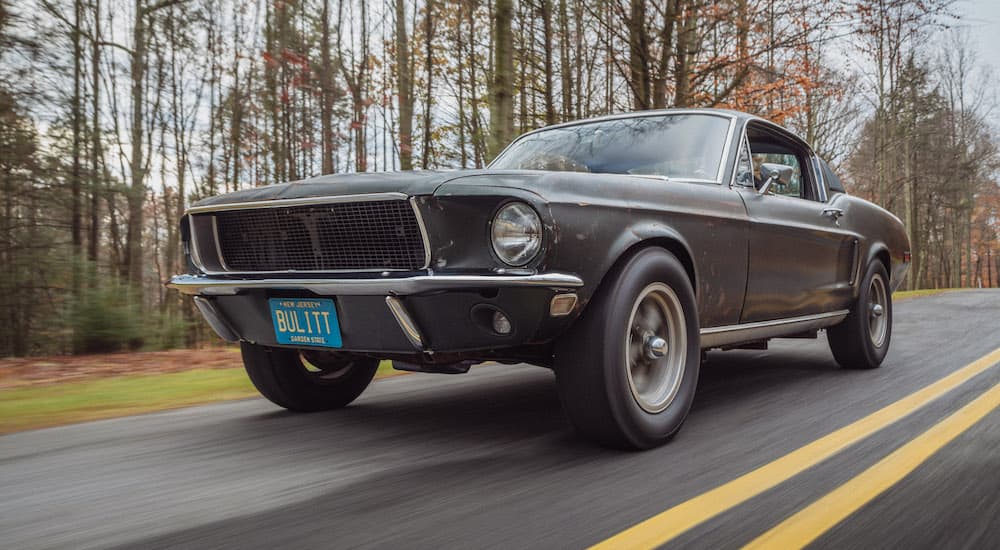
[490,202,543,267]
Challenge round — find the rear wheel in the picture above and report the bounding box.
[828,260,892,369]
[555,248,700,450]
[241,343,379,411]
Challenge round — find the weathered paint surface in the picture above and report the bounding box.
[184,111,909,339]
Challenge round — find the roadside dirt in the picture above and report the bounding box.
[0,347,243,389]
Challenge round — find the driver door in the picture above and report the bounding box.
[735,123,857,323]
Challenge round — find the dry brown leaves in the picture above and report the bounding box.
[0,347,244,389]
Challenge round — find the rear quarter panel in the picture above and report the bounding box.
[832,193,910,293]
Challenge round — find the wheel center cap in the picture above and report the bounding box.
[870,303,884,318]
[645,336,668,359]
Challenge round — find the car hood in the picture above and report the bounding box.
[190,170,548,208]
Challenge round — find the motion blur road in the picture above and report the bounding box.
[3,290,999,549]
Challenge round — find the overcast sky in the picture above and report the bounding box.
[962,0,1000,66]
[958,0,999,127]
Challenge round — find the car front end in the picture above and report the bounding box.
[168,177,585,368]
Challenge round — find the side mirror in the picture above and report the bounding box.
[758,163,794,195]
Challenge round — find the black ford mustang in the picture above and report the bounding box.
[170,109,910,449]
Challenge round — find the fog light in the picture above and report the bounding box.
[492,311,512,335]
[549,293,578,317]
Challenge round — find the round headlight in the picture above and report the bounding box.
[491,202,542,266]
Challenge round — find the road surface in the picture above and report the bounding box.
[2,290,999,549]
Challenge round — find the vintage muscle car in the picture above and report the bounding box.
[169,109,910,449]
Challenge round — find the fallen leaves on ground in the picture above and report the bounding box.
[0,347,243,389]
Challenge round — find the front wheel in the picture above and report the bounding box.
[554,248,701,450]
[828,260,892,369]
[241,343,379,411]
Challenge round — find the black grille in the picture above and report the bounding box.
[212,200,427,272]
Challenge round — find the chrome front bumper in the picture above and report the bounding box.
[171,272,584,352]
[167,272,584,296]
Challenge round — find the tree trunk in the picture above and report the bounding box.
[627,0,650,109]
[229,4,244,186]
[541,0,556,125]
[320,0,335,174]
[264,2,282,182]
[421,0,434,169]
[652,0,677,109]
[673,0,696,108]
[902,123,915,290]
[987,248,993,288]
[88,0,101,263]
[558,0,571,121]
[125,0,148,296]
[71,0,83,262]
[488,0,514,160]
[395,0,413,170]
[466,1,484,167]
[455,2,468,168]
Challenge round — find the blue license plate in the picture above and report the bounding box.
[268,298,342,348]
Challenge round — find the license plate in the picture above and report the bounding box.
[268,298,342,348]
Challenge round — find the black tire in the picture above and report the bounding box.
[828,260,892,369]
[554,248,701,450]
[241,343,379,412]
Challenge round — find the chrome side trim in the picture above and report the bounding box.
[385,296,425,350]
[700,310,849,349]
[167,272,584,296]
[715,116,737,183]
[729,126,755,189]
[186,192,410,215]
[812,154,829,203]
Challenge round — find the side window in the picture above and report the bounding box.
[746,123,816,201]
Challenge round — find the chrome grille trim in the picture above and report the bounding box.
[187,193,431,275]
[186,192,410,214]
[410,196,432,271]
[210,216,233,272]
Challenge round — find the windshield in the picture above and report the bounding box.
[490,113,732,181]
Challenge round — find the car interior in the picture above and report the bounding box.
[744,123,817,201]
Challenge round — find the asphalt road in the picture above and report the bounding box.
[2,290,999,549]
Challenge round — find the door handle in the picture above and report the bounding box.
[822,208,844,220]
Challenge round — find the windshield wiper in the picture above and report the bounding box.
[629,174,673,182]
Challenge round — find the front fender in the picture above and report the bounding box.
[603,222,698,293]
[419,183,553,273]
[427,173,749,328]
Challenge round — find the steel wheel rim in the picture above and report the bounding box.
[300,351,354,384]
[625,283,687,414]
[868,273,888,348]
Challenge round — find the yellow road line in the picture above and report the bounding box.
[590,347,1000,550]
[744,380,1000,549]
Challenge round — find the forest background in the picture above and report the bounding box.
[1,0,997,356]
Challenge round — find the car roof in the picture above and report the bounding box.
[519,108,741,132]
[510,108,809,151]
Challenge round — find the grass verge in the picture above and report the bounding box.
[0,361,398,435]
[893,288,956,300]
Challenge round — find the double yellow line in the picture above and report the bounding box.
[592,347,1000,550]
